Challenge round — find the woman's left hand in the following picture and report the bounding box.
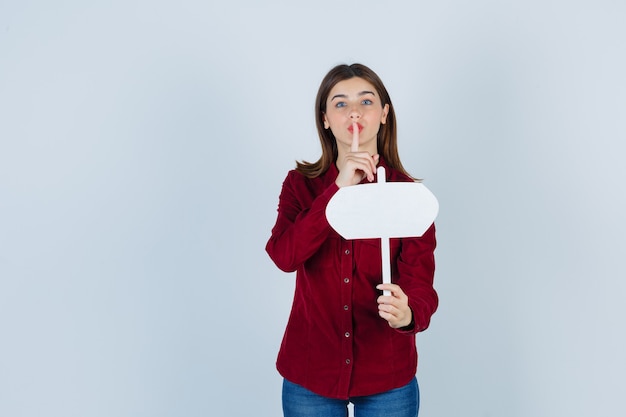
[376,283,413,329]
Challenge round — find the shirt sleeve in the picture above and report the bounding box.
[265,171,339,272]
[394,223,438,334]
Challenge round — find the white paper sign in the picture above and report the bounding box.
[325,166,439,294]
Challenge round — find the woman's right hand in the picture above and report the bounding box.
[335,152,380,187]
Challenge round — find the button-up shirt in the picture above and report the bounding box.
[266,158,438,399]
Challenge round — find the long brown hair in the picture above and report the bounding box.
[296,63,412,179]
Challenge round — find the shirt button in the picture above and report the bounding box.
[343,305,349,311]
[344,278,350,283]
[345,359,351,364]
[344,332,350,338]
[344,249,350,255]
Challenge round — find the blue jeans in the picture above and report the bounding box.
[282,377,419,417]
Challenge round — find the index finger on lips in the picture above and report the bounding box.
[351,122,359,152]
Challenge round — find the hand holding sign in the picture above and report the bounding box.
[326,166,438,295]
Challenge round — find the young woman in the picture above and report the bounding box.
[266,63,438,417]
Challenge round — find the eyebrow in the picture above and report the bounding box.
[330,90,377,101]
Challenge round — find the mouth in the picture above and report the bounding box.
[348,123,363,133]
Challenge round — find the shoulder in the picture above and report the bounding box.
[283,166,335,187]
[282,169,308,186]
[378,157,415,183]
[279,170,319,197]
[384,165,414,183]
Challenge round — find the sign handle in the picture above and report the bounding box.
[376,166,391,296]
[381,236,391,296]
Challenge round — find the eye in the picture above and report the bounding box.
[361,99,373,105]
[335,101,347,108]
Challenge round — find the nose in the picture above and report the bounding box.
[349,106,361,120]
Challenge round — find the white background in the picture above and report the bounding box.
[1,1,625,416]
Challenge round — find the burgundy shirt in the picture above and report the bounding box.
[266,158,438,400]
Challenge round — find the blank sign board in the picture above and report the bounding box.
[325,166,439,295]
[326,167,439,240]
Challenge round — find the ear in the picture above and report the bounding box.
[381,104,390,125]
[323,114,330,129]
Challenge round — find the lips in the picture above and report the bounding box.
[348,123,363,133]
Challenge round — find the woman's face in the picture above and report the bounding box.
[323,77,389,154]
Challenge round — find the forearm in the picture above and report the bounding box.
[395,224,438,334]
[266,181,339,272]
